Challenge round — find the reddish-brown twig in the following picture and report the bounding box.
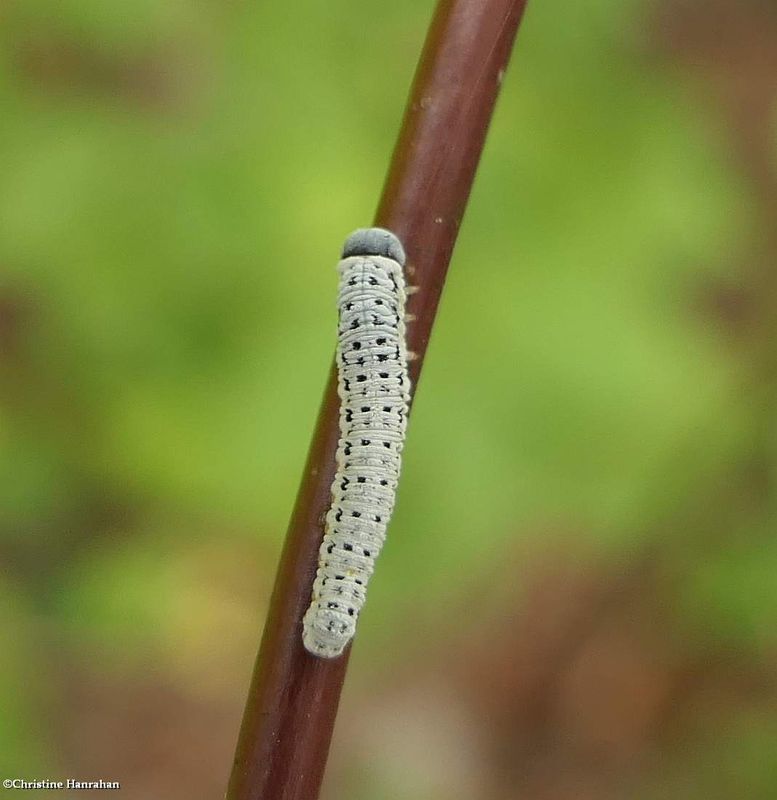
[227,2,529,798]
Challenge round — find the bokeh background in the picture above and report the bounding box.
[2,0,777,797]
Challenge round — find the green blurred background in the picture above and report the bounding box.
[2,0,777,797]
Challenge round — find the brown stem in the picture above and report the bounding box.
[227,1,529,798]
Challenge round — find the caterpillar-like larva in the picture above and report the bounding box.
[302,227,410,659]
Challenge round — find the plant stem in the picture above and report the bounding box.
[227,1,529,798]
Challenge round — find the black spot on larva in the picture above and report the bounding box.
[352,341,361,350]
[383,406,391,412]
[379,372,389,379]
[377,354,388,362]
[356,374,367,382]
[383,441,391,448]
[351,511,361,518]
[363,550,371,557]
[348,608,355,616]
[327,602,338,609]
[380,479,388,486]
[376,338,386,345]
[357,476,366,483]
[361,405,370,412]
[361,439,371,446]
[335,510,342,521]
[350,319,360,329]
[344,543,353,551]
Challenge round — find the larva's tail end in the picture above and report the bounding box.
[342,228,405,267]
[302,632,346,660]
[302,607,355,659]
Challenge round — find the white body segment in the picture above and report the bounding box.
[302,228,410,658]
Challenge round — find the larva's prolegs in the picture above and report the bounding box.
[302,228,410,659]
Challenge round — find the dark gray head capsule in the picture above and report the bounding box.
[342,228,405,266]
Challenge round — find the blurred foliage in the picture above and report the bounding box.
[1,0,776,797]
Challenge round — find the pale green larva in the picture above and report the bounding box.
[302,228,410,659]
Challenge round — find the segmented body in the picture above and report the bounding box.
[302,228,410,659]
